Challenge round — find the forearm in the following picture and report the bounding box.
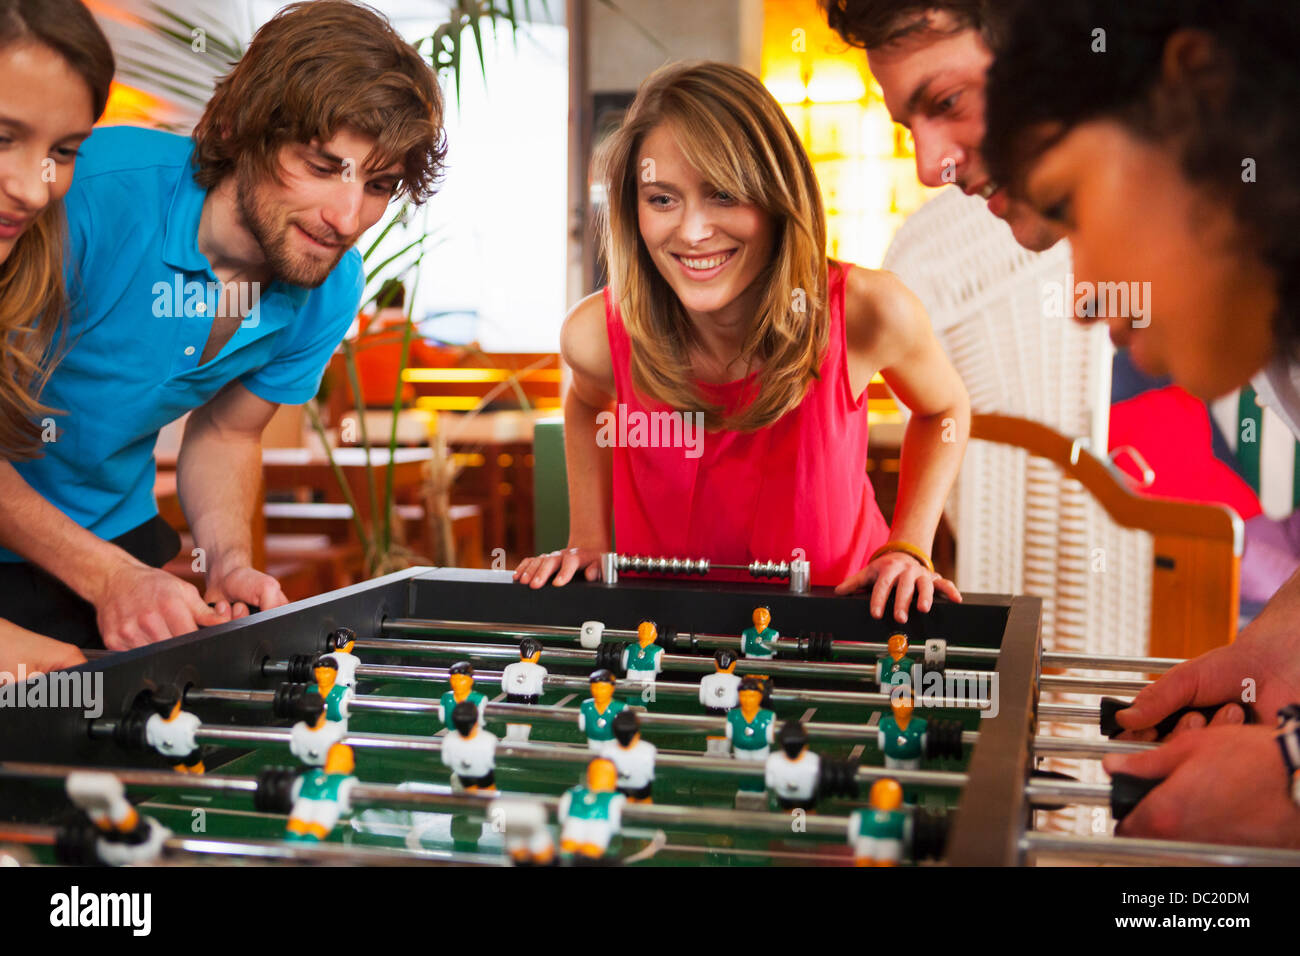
[563,389,614,550]
[886,403,969,554]
[177,408,262,580]
[0,462,141,605]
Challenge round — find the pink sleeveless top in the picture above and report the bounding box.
[604,261,890,587]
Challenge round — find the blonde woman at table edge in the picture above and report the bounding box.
[515,62,970,624]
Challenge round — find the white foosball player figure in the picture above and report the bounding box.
[144,686,204,773]
[290,691,348,766]
[489,798,556,866]
[441,700,498,791]
[285,743,358,842]
[325,627,362,688]
[699,650,742,754]
[765,720,821,811]
[558,758,626,862]
[66,772,170,866]
[602,710,657,802]
[501,638,547,740]
[848,779,907,866]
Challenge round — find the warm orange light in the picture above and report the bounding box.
[99,82,169,127]
[402,368,563,384]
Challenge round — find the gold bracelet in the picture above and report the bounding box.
[869,541,934,573]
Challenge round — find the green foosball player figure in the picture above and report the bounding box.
[727,677,777,762]
[439,661,488,731]
[307,655,353,726]
[741,606,779,659]
[558,758,626,862]
[621,620,664,703]
[286,743,358,842]
[579,669,628,752]
[878,689,927,771]
[875,633,916,691]
[848,778,907,866]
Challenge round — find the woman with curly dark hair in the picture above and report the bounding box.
[985,0,1300,849]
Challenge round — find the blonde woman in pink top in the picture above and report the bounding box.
[516,62,968,623]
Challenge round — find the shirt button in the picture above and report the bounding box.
[196,302,206,313]
[184,346,196,356]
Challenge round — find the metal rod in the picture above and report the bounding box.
[0,761,872,842]
[1025,779,1112,807]
[380,618,1182,673]
[1030,736,1153,757]
[1039,702,1103,723]
[367,638,881,680]
[187,687,1140,757]
[258,662,991,712]
[0,814,502,866]
[83,721,970,790]
[1039,675,1151,695]
[1023,831,1300,866]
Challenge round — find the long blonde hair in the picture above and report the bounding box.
[595,61,829,432]
[0,0,115,460]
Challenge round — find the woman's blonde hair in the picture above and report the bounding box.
[595,61,829,431]
[0,0,115,460]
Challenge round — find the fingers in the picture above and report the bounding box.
[1114,647,1239,733]
[49,644,88,671]
[891,571,919,624]
[260,583,289,610]
[915,575,935,615]
[161,599,201,639]
[516,551,594,588]
[834,567,876,595]
[231,602,251,619]
[933,576,962,602]
[1208,703,1245,727]
[187,586,228,628]
[1102,728,1203,780]
[516,553,560,588]
[869,565,905,618]
[553,550,587,586]
[116,619,149,650]
[138,611,172,644]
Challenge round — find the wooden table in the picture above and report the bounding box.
[260,446,433,518]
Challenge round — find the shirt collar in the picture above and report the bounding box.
[161,151,313,312]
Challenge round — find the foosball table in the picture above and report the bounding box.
[2,565,1297,867]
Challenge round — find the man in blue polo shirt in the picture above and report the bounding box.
[0,1,445,649]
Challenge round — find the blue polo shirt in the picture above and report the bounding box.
[2,126,363,560]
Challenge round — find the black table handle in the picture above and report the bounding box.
[1099,697,1226,739]
[1110,772,1164,821]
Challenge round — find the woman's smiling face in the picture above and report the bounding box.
[1020,118,1279,400]
[0,40,95,264]
[635,123,775,324]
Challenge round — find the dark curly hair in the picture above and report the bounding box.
[985,0,1300,357]
[819,0,1003,50]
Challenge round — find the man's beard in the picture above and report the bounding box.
[236,169,348,289]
